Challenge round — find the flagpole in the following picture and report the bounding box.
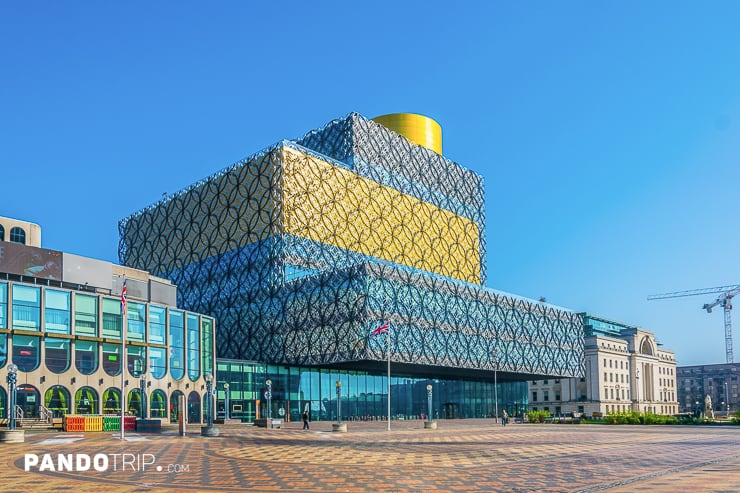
[120,276,127,440]
[387,326,391,431]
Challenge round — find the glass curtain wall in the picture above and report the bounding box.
[216,360,529,423]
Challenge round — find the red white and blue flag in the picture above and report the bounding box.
[370,321,390,337]
[120,277,127,316]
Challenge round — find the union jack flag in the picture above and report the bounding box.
[120,277,127,316]
[370,321,390,337]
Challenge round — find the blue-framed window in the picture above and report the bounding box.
[44,289,71,334]
[12,285,41,330]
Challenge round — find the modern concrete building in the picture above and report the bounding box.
[677,362,739,417]
[119,113,585,422]
[529,314,678,417]
[0,226,216,425]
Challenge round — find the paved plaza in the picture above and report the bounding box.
[1,419,738,492]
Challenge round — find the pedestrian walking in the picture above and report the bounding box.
[302,410,310,430]
[502,409,508,426]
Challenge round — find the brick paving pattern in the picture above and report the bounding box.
[1,420,738,492]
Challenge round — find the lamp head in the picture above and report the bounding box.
[204,373,213,383]
[224,383,229,389]
[8,363,18,373]
[426,384,433,391]
[265,379,272,387]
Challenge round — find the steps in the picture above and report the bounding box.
[17,418,55,430]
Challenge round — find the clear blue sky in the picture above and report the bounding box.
[2,2,739,366]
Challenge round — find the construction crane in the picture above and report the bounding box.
[648,284,740,363]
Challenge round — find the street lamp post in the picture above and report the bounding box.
[265,379,272,421]
[635,367,640,412]
[205,373,213,427]
[0,363,24,443]
[426,384,433,420]
[424,384,437,429]
[725,382,730,417]
[7,364,18,431]
[332,380,347,432]
[494,351,499,425]
[336,380,342,423]
[201,373,218,437]
[224,383,230,421]
[139,362,147,419]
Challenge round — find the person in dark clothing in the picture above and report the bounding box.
[302,410,310,430]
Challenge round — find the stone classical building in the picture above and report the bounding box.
[529,314,677,417]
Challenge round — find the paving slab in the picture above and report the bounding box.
[1,419,738,492]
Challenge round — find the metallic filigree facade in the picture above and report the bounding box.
[119,113,584,379]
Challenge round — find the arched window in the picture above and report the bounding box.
[149,347,166,379]
[127,345,146,378]
[17,384,40,418]
[150,389,167,418]
[12,335,40,372]
[9,227,26,244]
[187,314,200,381]
[640,337,654,356]
[170,390,184,423]
[169,311,185,380]
[75,387,99,415]
[0,386,6,419]
[0,224,4,242]
[187,391,201,424]
[127,389,144,417]
[75,341,98,375]
[0,333,7,369]
[45,337,71,373]
[102,387,121,414]
[44,385,71,418]
[102,343,122,376]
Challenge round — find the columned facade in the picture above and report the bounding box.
[529,315,677,417]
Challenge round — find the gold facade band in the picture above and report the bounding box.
[281,147,481,284]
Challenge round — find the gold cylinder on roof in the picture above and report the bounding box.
[372,113,443,155]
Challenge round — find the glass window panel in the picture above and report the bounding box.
[44,289,71,334]
[10,227,26,244]
[149,347,166,379]
[0,334,6,368]
[150,389,167,418]
[12,285,41,330]
[44,337,72,373]
[75,387,98,415]
[169,310,185,380]
[75,340,98,375]
[0,387,6,419]
[201,317,213,377]
[149,306,166,344]
[187,313,200,381]
[102,298,122,339]
[74,294,98,336]
[0,282,7,329]
[102,343,122,376]
[45,385,70,418]
[102,388,121,414]
[127,345,146,377]
[12,334,40,371]
[127,302,146,342]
